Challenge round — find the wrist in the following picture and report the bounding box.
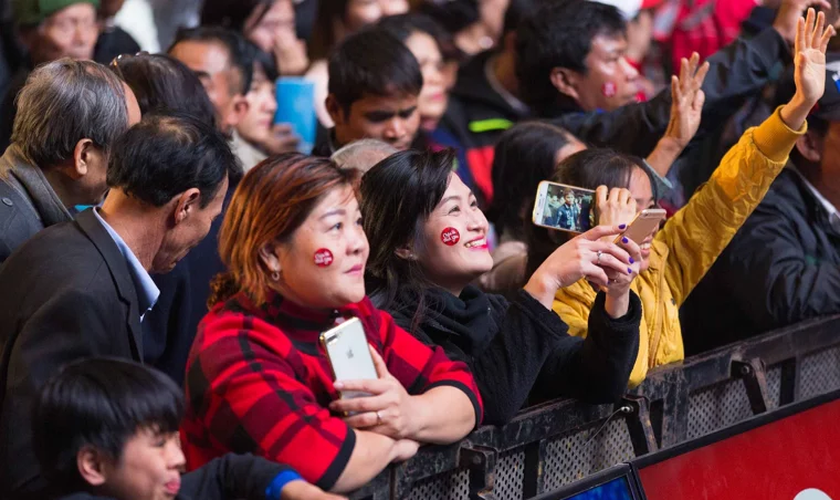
[523,271,557,309]
[781,92,813,130]
[604,290,630,319]
[266,470,304,500]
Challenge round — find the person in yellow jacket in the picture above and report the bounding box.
[527,9,834,387]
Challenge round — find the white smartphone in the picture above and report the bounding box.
[616,209,667,245]
[532,180,597,234]
[320,317,378,401]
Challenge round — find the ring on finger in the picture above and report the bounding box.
[376,410,383,425]
[596,250,603,264]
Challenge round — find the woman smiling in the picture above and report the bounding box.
[360,149,643,425]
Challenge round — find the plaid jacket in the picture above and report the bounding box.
[181,290,483,490]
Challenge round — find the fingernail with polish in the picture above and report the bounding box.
[619,224,627,230]
[628,268,633,274]
[622,237,629,244]
[629,257,635,264]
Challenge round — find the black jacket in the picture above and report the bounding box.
[0,145,74,263]
[383,285,641,425]
[0,209,144,498]
[54,454,293,500]
[681,168,840,356]
[142,183,235,385]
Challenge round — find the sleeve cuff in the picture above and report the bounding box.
[590,291,642,329]
[266,470,303,500]
[314,427,356,491]
[753,106,807,163]
[425,380,483,429]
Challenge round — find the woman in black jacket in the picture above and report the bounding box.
[360,149,643,425]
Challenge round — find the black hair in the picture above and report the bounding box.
[417,0,479,35]
[524,148,653,277]
[252,43,279,82]
[377,13,464,64]
[502,0,539,36]
[328,28,423,116]
[32,358,183,493]
[170,26,255,95]
[360,149,454,325]
[309,0,350,60]
[516,0,626,112]
[110,53,217,130]
[488,121,575,240]
[200,0,273,33]
[107,112,238,207]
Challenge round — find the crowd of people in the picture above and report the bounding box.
[0,0,838,498]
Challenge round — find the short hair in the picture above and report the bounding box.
[32,358,183,493]
[331,139,398,173]
[488,122,575,240]
[11,59,128,169]
[170,26,254,96]
[516,1,626,110]
[361,149,455,316]
[328,28,423,116]
[110,53,218,129]
[211,154,359,307]
[107,113,238,208]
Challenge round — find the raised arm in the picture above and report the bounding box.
[661,9,833,306]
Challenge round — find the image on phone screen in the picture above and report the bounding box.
[533,182,596,234]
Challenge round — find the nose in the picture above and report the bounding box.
[347,224,369,256]
[620,56,639,81]
[167,437,186,470]
[382,118,406,142]
[467,206,489,233]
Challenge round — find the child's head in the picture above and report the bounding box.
[326,27,423,151]
[33,358,185,500]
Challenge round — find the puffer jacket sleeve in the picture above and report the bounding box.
[659,106,806,307]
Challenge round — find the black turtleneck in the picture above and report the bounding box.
[384,284,641,425]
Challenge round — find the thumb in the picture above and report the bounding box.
[368,344,392,380]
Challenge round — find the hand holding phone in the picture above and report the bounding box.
[321,318,378,401]
[595,186,637,232]
[329,346,418,441]
[614,209,666,245]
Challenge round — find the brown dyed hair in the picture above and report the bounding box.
[209,153,359,308]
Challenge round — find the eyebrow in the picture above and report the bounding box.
[320,208,347,219]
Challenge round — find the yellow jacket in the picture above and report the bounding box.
[552,107,806,387]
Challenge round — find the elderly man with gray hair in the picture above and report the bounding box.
[330,138,399,173]
[0,58,141,263]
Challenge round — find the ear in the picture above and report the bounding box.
[258,242,282,273]
[325,94,344,126]
[395,246,415,260]
[173,188,201,225]
[77,445,108,487]
[549,67,580,102]
[228,94,250,128]
[795,131,823,163]
[69,139,97,180]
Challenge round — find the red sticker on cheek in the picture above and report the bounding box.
[314,248,334,267]
[440,227,461,246]
[602,82,617,97]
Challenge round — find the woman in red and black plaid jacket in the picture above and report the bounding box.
[180,153,483,494]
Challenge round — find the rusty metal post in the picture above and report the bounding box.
[621,395,659,456]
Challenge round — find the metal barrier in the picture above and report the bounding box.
[348,315,840,500]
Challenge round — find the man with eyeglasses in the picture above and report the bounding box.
[0,0,100,151]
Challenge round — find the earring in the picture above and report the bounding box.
[270,270,280,281]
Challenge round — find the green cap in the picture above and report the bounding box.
[13,0,100,26]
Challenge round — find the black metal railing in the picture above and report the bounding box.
[348,315,840,500]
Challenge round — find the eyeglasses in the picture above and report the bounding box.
[109,51,150,80]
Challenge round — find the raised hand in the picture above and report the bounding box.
[646,52,710,177]
[595,186,637,229]
[664,53,709,150]
[781,8,836,128]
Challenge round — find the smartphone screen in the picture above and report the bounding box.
[532,181,597,234]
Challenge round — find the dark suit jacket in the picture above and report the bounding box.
[0,209,144,498]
